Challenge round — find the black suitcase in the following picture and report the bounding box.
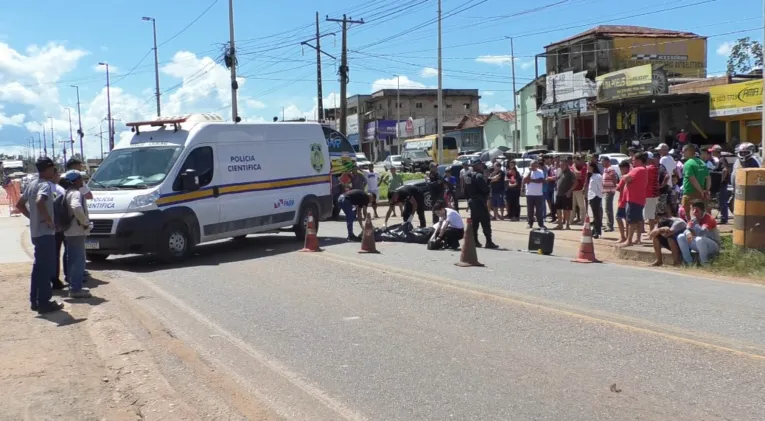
[528,228,555,255]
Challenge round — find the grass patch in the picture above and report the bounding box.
[376,172,425,200]
[705,235,765,279]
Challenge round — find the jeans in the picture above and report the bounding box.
[337,195,356,237]
[65,236,87,292]
[677,232,720,265]
[604,192,615,229]
[718,187,730,223]
[54,232,68,283]
[526,195,546,228]
[589,197,603,236]
[31,235,56,306]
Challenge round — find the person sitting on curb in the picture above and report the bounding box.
[430,201,465,250]
[648,216,686,267]
[677,200,721,266]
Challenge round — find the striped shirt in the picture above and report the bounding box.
[602,166,618,193]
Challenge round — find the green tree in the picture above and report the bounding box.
[726,37,763,75]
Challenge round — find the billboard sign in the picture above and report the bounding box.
[611,37,706,78]
[347,114,359,135]
[709,80,763,117]
[543,71,596,104]
[596,64,667,101]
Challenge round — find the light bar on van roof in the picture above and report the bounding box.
[126,113,224,134]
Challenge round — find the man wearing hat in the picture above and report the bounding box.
[464,158,498,249]
[62,170,93,298]
[15,157,64,313]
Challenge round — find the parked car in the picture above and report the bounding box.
[599,153,630,168]
[384,154,403,171]
[403,176,458,210]
[355,152,372,168]
[401,149,433,172]
[513,158,533,178]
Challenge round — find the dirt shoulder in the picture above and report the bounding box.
[0,262,199,421]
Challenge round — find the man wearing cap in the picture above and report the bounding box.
[465,158,498,249]
[15,157,64,313]
[62,170,93,298]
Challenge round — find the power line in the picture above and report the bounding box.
[158,0,221,48]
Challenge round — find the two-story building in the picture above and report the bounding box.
[537,25,707,152]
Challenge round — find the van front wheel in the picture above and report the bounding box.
[158,221,192,263]
[294,203,319,241]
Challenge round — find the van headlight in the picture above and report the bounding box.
[128,189,160,210]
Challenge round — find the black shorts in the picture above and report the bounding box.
[626,202,645,224]
[556,195,573,211]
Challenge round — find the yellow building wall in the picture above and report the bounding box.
[611,37,707,78]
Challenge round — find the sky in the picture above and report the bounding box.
[0,0,760,159]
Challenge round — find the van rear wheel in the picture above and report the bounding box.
[158,221,192,263]
[294,202,319,241]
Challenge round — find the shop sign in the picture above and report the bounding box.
[543,71,596,104]
[347,114,359,135]
[538,98,589,117]
[596,64,667,101]
[709,80,763,117]
[364,122,376,141]
[611,37,707,78]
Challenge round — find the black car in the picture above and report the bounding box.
[401,150,433,173]
[403,167,459,210]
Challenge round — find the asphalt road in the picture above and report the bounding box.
[98,220,765,421]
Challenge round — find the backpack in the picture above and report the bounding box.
[53,189,74,232]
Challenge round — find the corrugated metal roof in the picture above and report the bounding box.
[490,112,515,122]
[547,25,701,48]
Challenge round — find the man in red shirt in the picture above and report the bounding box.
[614,160,631,244]
[620,152,649,246]
[643,152,661,236]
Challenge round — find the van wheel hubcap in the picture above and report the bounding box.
[168,232,186,255]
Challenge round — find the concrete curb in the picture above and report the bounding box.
[88,305,200,421]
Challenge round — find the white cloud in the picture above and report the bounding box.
[482,91,495,96]
[716,42,734,57]
[520,61,534,70]
[245,99,266,109]
[481,103,509,113]
[91,64,120,74]
[420,67,438,78]
[371,75,425,92]
[476,55,515,66]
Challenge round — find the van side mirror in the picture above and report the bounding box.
[180,169,200,191]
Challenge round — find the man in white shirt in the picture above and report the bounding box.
[431,201,465,250]
[363,164,380,218]
[524,160,546,229]
[657,143,676,189]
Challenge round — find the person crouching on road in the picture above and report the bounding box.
[338,188,372,241]
[62,170,93,298]
[465,158,498,249]
[430,200,465,250]
[385,184,427,228]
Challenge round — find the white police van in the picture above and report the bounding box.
[84,113,332,262]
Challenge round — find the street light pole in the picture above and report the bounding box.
[49,117,55,162]
[67,107,75,157]
[227,0,240,123]
[71,85,85,159]
[98,62,114,151]
[142,17,161,117]
[436,0,444,165]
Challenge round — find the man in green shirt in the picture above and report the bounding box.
[681,144,711,217]
[386,167,404,217]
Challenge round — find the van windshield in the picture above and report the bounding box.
[90,146,183,190]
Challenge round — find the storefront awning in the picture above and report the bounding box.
[595,93,708,109]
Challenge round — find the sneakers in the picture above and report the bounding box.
[36,301,64,314]
[51,280,66,290]
[485,241,499,249]
[69,289,93,299]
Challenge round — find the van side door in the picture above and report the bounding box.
[170,144,220,242]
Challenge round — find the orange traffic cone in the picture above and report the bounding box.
[455,218,484,267]
[358,214,380,254]
[571,216,601,263]
[299,211,322,252]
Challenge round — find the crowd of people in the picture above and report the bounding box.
[15,157,94,314]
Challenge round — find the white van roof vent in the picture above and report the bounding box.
[126,113,225,134]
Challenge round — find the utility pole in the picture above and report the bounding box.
[99,123,105,159]
[396,75,401,149]
[143,17,161,117]
[510,37,519,152]
[327,14,364,136]
[49,117,55,162]
[42,130,47,157]
[59,139,69,163]
[71,85,84,159]
[226,0,240,123]
[67,108,75,157]
[37,133,42,157]
[302,13,336,122]
[99,62,114,150]
[436,0,443,164]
